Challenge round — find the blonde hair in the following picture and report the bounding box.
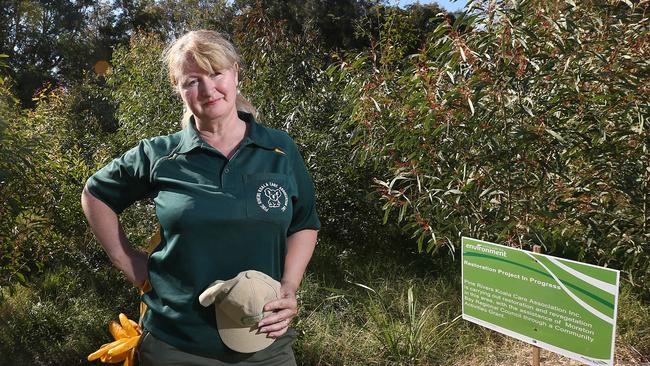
[163,30,257,126]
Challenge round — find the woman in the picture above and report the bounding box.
[81,30,320,365]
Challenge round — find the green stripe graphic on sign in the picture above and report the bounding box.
[534,255,614,318]
[465,252,614,312]
[560,259,618,284]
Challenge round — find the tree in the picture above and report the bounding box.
[0,54,34,290]
[233,0,379,50]
[0,0,235,108]
[0,0,96,106]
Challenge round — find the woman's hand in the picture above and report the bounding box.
[258,229,317,338]
[124,248,150,288]
[258,285,298,338]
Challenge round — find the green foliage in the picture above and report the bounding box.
[0,1,648,364]
[357,283,461,365]
[332,0,649,290]
[108,32,183,153]
[1,0,95,106]
[234,0,377,50]
[0,63,41,290]
[616,284,650,358]
[294,237,467,366]
[297,239,650,365]
[233,4,399,246]
[131,0,235,38]
[0,70,154,359]
[0,266,139,365]
[0,85,101,291]
[0,54,18,183]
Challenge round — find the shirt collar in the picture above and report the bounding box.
[176,111,275,154]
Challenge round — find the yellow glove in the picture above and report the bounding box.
[88,313,141,366]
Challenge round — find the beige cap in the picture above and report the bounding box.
[198,270,280,353]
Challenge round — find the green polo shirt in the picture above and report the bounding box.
[86,111,320,358]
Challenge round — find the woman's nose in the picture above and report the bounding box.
[198,77,217,97]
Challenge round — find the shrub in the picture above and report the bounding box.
[108,32,183,153]
[0,266,139,365]
[331,0,649,291]
[233,4,401,248]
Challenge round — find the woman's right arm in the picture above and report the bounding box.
[81,186,148,287]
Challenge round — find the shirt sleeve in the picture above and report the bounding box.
[85,140,154,214]
[287,139,321,236]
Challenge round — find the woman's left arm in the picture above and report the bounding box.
[258,229,317,337]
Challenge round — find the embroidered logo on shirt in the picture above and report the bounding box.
[256,182,288,213]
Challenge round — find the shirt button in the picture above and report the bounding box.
[224,168,230,174]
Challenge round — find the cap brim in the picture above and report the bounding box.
[216,310,275,353]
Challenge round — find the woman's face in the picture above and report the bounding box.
[177,56,238,125]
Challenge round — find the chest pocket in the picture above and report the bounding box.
[243,173,293,226]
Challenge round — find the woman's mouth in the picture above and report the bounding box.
[205,98,221,106]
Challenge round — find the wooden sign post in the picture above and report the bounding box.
[532,245,542,366]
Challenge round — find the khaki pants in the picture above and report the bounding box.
[138,329,297,366]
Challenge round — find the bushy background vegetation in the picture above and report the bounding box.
[0,0,648,365]
[334,0,649,283]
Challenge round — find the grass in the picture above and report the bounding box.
[358,284,461,363]
[0,265,141,366]
[293,237,650,366]
[0,235,648,365]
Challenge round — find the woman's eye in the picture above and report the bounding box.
[184,79,198,87]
